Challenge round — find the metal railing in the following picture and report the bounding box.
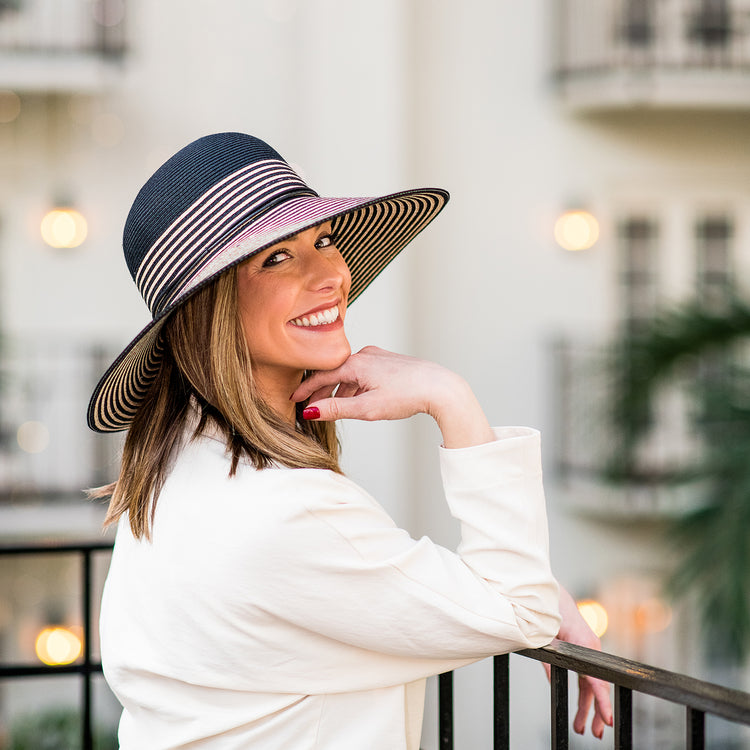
[3,541,750,749]
[553,0,750,78]
[0,339,122,501]
[0,0,126,57]
[438,641,750,749]
[0,541,113,750]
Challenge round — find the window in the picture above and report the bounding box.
[620,0,654,46]
[688,0,732,47]
[619,217,659,333]
[695,214,733,310]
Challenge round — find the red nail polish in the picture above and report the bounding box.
[302,406,320,420]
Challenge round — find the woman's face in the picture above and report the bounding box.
[237,221,352,396]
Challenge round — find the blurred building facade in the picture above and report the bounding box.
[1,0,750,747]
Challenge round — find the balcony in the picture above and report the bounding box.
[553,0,750,111]
[0,0,126,93]
[0,337,121,540]
[552,338,709,518]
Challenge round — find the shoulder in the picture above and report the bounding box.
[155,430,380,528]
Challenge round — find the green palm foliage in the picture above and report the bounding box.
[609,299,750,661]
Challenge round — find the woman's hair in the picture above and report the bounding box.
[93,266,342,539]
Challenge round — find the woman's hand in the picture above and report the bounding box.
[549,587,613,738]
[291,346,494,449]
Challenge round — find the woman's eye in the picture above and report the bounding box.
[262,250,291,267]
[315,234,337,250]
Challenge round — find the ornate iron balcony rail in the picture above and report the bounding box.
[438,641,750,749]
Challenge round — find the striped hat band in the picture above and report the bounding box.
[87,132,449,432]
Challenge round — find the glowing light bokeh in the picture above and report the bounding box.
[17,421,50,453]
[577,599,609,638]
[635,597,673,633]
[554,210,600,251]
[40,208,88,249]
[35,627,82,666]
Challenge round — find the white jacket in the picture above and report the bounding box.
[100,426,560,749]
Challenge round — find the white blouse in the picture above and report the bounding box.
[100,426,560,749]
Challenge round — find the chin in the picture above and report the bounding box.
[310,346,351,373]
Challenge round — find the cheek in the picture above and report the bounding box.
[339,260,353,305]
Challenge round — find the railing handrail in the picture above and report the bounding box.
[438,641,750,748]
[521,640,750,726]
[0,539,114,555]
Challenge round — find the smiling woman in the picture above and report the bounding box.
[87,132,606,750]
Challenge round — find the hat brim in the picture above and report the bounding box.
[87,187,448,432]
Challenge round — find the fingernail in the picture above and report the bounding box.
[302,406,320,420]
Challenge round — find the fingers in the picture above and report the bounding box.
[302,392,384,422]
[540,658,614,739]
[293,366,358,405]
[573,675,612,739]
[302,384,338,405]
[592,677,614,732]
[573,677,594,735]
[332,383,361,400]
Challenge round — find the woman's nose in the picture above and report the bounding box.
[305,251,350,292]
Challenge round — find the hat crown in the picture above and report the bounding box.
[123,133,289,282]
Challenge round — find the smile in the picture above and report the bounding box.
[289,305,340,328]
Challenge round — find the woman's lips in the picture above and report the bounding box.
[289,304,340,328]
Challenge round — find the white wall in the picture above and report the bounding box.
[3,0,750,745]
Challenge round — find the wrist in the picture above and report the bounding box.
[428,375,494,449]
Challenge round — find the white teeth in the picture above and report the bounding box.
[291,305,339,328]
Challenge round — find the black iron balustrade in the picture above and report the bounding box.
[3,541,750,749]
[438,640,750,749]
[0,541,113,750]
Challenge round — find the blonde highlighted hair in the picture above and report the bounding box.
[93,266,341,539]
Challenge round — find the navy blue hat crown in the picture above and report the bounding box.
[124,134,291,280]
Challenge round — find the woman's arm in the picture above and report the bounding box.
[296,347,610,738]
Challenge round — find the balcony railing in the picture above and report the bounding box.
[439,642,750,748]
[3,541,750,749]
[0,338,122,501]
[553,0,750,110]
[0,541,113,750]
[0,0,126,91]
[552,338,707,517]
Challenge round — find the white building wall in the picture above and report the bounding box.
[2,0,750,746]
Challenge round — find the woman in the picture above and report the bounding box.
[90,132,610,748]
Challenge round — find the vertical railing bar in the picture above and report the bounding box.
[438,671,454,750]
[686,706,705,750]
[493,654,510,750]
[615,685,633,750]
[82,548,93,750]
[550,664,569,750]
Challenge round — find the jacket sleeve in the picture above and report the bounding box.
[229,427,560,692]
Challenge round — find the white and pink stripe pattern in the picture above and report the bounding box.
[136,159,315,315]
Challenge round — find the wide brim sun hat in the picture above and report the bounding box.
[87,132,449,432]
